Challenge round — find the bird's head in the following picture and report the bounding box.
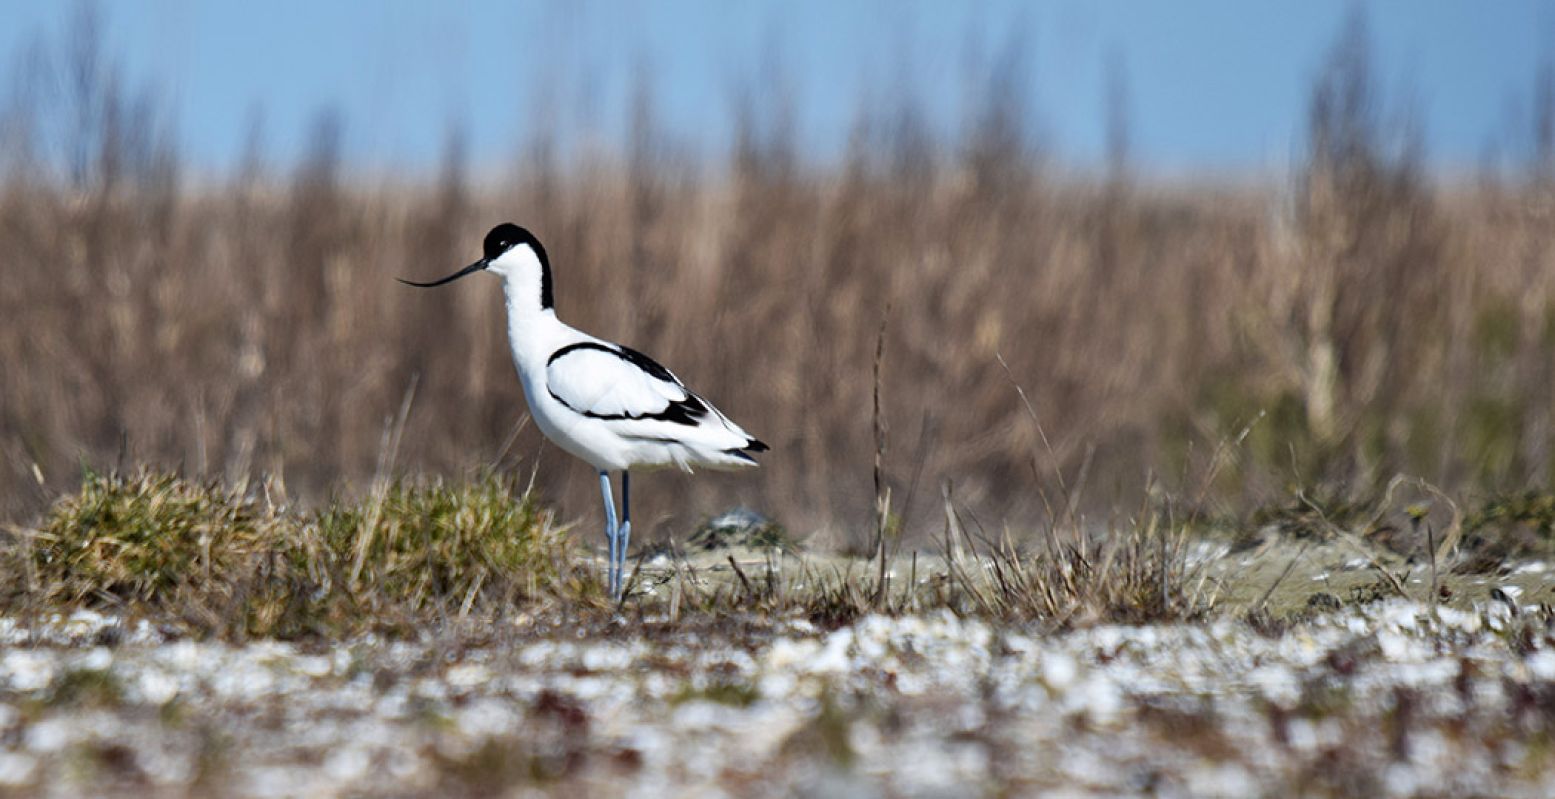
[399,223,553,310]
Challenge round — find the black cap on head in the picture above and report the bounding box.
[483,223,542,261]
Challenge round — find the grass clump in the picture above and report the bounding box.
[1457,491,1555,572]
[1250,484,1382,541]
[322,477,576,614]
[1467,491,1555,538]
[22,470,295,608]
[653,504,1212,629]
[5,469,586,638]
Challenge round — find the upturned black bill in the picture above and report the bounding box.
[398,259,487,288]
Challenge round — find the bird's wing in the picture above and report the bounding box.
[544,342,709,426]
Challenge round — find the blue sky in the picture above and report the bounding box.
[1,1,1551,176]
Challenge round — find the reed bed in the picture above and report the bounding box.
[2,10,1553,549]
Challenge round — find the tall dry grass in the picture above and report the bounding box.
[2,11,1553,548]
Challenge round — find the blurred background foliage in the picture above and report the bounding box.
[1,4,1554,549]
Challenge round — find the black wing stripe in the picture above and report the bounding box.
[548,388,708,426]
[547,341,608,366]
[547,341,679,384]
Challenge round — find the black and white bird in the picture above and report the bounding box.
[400,223,767,598]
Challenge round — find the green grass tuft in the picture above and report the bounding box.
[321,476,572,612]
[30,470,287,606]
[7,469,589,638]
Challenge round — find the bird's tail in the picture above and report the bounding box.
[712,436,768,469]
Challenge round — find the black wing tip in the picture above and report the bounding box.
[724,438,768,465]
[726,448,760,465]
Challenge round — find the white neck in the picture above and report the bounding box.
[502,273,560,369]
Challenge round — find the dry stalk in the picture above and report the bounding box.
[872,304,892,607]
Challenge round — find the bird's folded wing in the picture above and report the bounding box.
[545,343,708,424]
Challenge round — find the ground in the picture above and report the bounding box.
[1,537,1554,798]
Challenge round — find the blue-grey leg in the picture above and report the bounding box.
[599,470,619,597]
[618,471,632,595]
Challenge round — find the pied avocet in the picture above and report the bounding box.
[401,224,767,598]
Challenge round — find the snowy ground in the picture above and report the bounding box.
[1,596,1554,797]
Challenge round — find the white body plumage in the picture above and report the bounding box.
[489,236,765,472]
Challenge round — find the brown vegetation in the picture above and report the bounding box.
[2,11,1553,550]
